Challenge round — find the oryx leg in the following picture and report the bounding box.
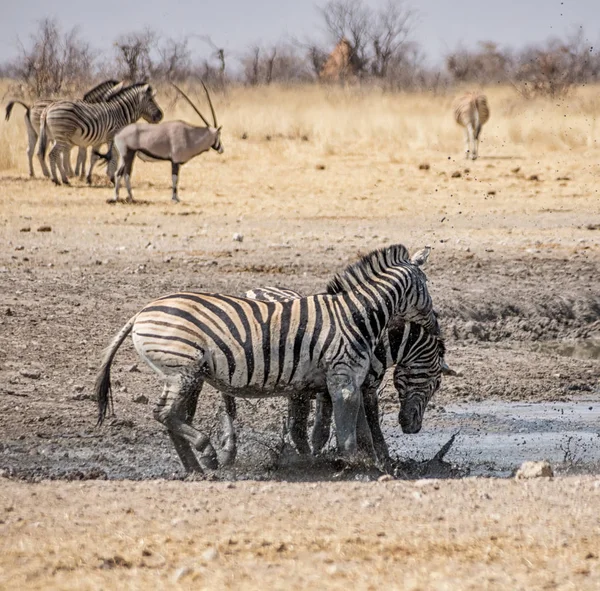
[327,371,361,457]
[153,376,217,472]
[106,142,118,184]
[171,162,181,203]
[287,393,311,455]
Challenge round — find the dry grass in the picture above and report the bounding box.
[2,82,600,174]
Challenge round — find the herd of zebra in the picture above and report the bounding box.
[5,79,223,202]
[5,80,489,203]
[96,244,453,473]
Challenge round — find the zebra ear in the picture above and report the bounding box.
[103,81,124,100]
[411,246,431,267]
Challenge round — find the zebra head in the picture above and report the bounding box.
[138,84,164,123]
[394,337,446,434]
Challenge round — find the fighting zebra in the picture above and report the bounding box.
[236,284,450,465]
[95,244,439,473]
[4,79,122,179]
[453,92,490,160]
[38,83,163,186]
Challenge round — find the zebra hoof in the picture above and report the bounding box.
[199,451,218,471]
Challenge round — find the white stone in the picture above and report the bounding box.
[515,460,554,479]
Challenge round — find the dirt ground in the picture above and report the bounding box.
[0,104,599,587]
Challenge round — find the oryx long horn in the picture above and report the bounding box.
[201,80,218,127]
[172,83,211,127]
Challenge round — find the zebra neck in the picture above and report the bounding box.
[108,94,143,128]
[336,290,391,349]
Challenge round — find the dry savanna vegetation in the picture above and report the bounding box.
[1,76,599,590]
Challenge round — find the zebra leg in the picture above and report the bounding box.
[287,392,311,455]
[362,384,390,463]
[219,394,237,466]
[25,123,38,178]
[86,148,100,185]
[312,391,333,454]
[465,124,474,159]
[356,395,376,459]
[75,147,87,179]
[47,143,64,185]
[63,146,74,178]
[153,377,218,472]
[171,162,181,203]
[327,372,361,456]
[472,124,481,160]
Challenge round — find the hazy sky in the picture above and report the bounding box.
[2,0,598,66]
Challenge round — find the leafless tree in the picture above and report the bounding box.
[114,28,157,82]
[319,0,371,74]
[370,0,417,78]
[11,18,95,98]
[155,37,192,82]
[446,42,512,84]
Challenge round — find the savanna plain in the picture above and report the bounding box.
[1,84,599,589]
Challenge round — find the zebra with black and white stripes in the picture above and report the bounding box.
[4,79,122,179]
[238,284,451,465]
[453,92,490,160]
[95,244,439,473]
[38,83,163,186]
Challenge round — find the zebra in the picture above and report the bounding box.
[234,285,450,465]
[38,83,163,186]
[453,92,490,160]
[95,244,439,473]
[4,79,122,179]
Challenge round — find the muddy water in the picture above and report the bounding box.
[384,396,600,477]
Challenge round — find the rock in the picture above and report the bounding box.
[451,171,462,178]
[418,163,430,170]
[133,395,149,405]
[515,461,553,479]
[173,566,192,582]
[528,174,540,181]
[126,364,139,373]
[20,369,41,380]
[37,225,52,232]
[202,547,219,561]
[377,474,393,482]
[232,233,244,242]
[315,164,326,170]
[73,385,85,393]
[20,227,31,232]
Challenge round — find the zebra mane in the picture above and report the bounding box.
[106,82,151,101]
[82,79,119,102]
[326,244,411,294]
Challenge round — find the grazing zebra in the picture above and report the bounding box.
[4,79,122,178]
[453,92,490,160]
[238,285,450,465]
[95,244,439,473]
[38,83,163,186]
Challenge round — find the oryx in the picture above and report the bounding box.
[108,82,223,203]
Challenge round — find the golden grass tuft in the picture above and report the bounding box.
[1,81,600,175]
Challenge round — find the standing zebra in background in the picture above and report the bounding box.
[4,79,122,178]
[95,244,439,474]
[453,92,490,160]
[38,83,163,186]
[238,280,451,466]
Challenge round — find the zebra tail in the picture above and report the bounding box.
[95,315,137,426]
[5,100,30,122]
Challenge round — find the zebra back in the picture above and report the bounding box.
[82,79,121,103]
[42,83,163,147]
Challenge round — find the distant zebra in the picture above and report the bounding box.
[453,92,490,160]
[240,285,450,465]
[4,79,122,178]
[95,244,439,473]
[38,83,163,186]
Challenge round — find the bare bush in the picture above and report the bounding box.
[241,43,314,85]
[446,42,512,84]
[113,28,157,82]
[10,18,95,98]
